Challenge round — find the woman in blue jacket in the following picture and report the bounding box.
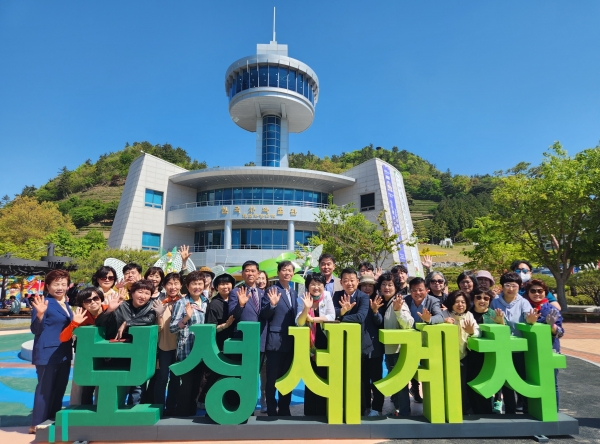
[30,269,75,434]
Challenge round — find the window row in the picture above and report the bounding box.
[228,64,315,105]
[196,188,330,207]
[193,229,317,251]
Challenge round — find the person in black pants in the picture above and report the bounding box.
[260,261,298,416]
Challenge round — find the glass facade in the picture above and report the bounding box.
[194,229,317,251]
[262,115,281,167]
[228,63,315,105]
[195,187,330,207]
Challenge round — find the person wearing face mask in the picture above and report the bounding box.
[296,273,335,416]
[510,260,561,310]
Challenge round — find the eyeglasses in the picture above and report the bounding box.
[83,296,101,304]
[529,289,545,295]
[430,279,444,284]
[503,283,519,289]
[100,276,115,281]
[515,268,530,274]
[475,295,490,301]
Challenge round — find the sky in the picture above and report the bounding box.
[1,1,599,198]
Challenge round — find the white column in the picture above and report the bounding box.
[287,220,295,251]
[224,219,232,250]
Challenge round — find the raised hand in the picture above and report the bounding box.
[421,255,433,270]
[267,287,280,307]
[179,244,191,266]
[417,307,432,323]
[339,294,356,316]
[72,307,88,325]
[546,308,560,326]
[526,309,541,325]
[392,295,404,311]
[31,295,48,320]
[152,300,166,317]
[185,302,194,319]
[464,319,476,335]
[115,279,126,290]
[302,292,313,309]
[115,321,127,340]
[237,287,249,308]
[492,308,505,324]
[374,267,383,280]
[117,287,128,302]
[105,293,122,313]
[370,295,383,314]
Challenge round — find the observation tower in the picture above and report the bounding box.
[224,15,319,168]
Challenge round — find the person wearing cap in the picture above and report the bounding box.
[359,274,385,417]
[198,266,215,299]
[475,270,495,292]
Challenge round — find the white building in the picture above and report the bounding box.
[108,35,423,276]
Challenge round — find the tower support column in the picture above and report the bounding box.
[224,219,232,250]
[287,220,295,251]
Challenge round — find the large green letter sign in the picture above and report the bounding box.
[468,323,566,421]
[275,323,362,424]
[170,321,260,425]
[54,321,565,434]
[55,325,160,438]
[374,323,462,424]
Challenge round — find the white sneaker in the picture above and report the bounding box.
[367,409,381,417]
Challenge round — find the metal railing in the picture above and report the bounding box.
[170,200,329,211]
[190,244,303,253]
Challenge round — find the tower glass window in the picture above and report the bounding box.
[262,115,281,167]
[278,67,288,89]
[297,73,304,96]
[259,65,268,86]
[268,65,279,87]
[250,66,259,88]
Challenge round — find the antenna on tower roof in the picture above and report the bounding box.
[272,7,276,42]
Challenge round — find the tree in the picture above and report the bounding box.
[488,143,600,310]
[0,196,76,245]
[310,203,399,271]
[567,270,600,306]
[462,217,527,276]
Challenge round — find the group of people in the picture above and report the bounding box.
[28,250,564,433]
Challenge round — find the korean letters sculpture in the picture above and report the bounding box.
[59,321,564,431]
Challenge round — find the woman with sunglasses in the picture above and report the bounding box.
[59,287,104,405]
[92,266,119,302]
[466,289,504,414]
[524,279,563,408]
[425,271,448,307]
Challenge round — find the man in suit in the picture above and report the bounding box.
[318,253,343,295]
[332,268,375,415]
[260,260,298,416]
[403,276,444,403]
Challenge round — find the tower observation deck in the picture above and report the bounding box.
[224,36,319,168]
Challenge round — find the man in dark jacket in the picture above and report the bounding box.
[332,268,375,415]
[260,260,298,416]
[403,276,444,403]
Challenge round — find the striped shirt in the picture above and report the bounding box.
[169,294,208,361]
